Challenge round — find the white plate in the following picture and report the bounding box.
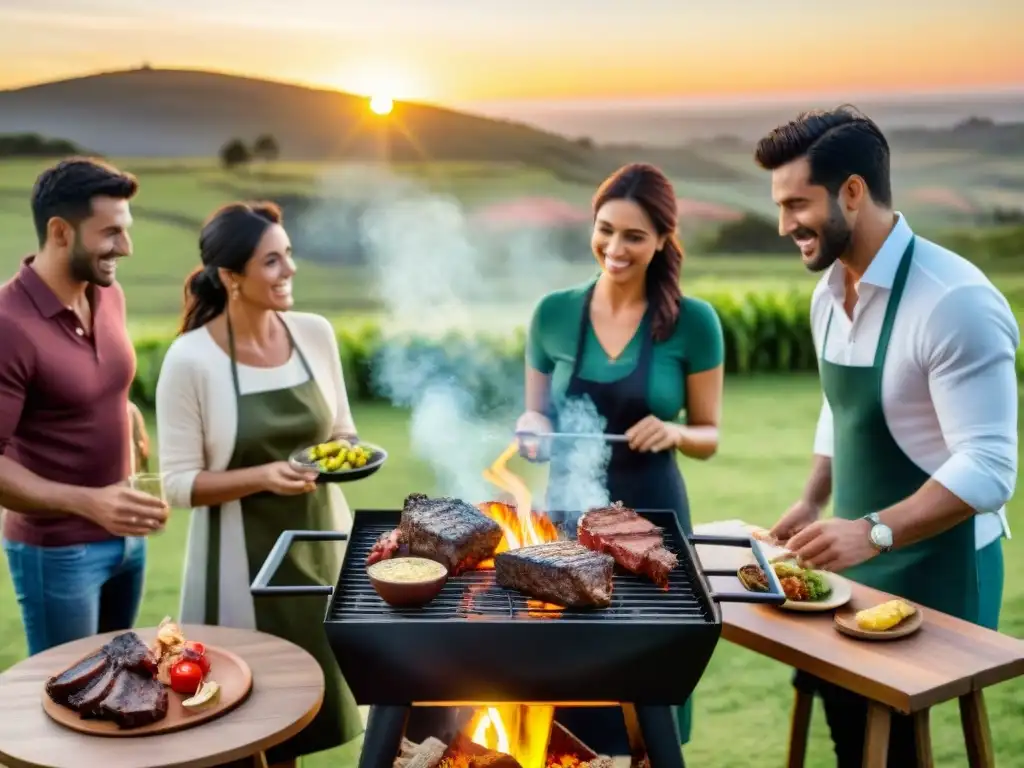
[777,570,853,612]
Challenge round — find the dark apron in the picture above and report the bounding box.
[546,285,691,755]
[205,314,363,763]
[796,238,990,766]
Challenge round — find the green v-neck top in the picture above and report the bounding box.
[526,278,724,421]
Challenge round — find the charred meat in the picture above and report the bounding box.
[367,494,503,574]
[577,503,678,588]
[495,541,615,608]
[97,668,169,729]
[44,631,168,729]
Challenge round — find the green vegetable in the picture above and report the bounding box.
[802,570,832,601]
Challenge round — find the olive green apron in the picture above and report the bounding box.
[204,314,363,763]
[823,237,980,622]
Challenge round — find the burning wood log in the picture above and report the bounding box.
[394,737,448,768]
[438,733,524,768]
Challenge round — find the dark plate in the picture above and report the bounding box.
[288,441,388,484]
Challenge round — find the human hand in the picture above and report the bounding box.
[786,517,876,572]
[770,499,822,543]
[262,461,319,496]
[80,484,169,537]
[515,411,553,462]
[624,415,681,453]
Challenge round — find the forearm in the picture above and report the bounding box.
[878,479,975,548]
[0,456,91,517]
[674,425,718,460]
[801,454,833,508]
[189,467,269,508]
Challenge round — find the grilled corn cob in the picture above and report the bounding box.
[855,599,916,631]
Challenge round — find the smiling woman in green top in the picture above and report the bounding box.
[515,163,724,762]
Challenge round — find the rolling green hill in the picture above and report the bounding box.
[0,68,739,185]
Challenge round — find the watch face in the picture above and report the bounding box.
[871,525,893,549]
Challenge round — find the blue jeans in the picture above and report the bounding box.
[2,536,146,656]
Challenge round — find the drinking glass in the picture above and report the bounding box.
[130,472,167,502]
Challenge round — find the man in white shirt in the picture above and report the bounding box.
[754,105,1019,767]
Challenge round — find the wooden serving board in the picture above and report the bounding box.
[42,644,253,737]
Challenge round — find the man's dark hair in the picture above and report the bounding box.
[754,105,892,207]
[30,157,139,246]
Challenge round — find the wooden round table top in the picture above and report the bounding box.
[0,624,326,768]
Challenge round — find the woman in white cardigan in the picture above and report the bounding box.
[155,201,362,768]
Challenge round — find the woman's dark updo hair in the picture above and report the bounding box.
[178,201,283,335]
[592,163,684,342]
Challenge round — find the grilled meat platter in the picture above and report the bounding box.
[364,494,679,608]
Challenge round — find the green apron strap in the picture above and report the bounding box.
[872,237,916,371]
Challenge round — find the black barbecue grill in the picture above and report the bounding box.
[252,508,785,768]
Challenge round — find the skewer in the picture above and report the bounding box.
[515,430,630,443]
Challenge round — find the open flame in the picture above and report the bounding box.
[467,705,555,768]
[478,441,560,568]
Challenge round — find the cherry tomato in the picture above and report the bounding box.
[185,641,206,656]
[169,660,204,695]
[181,645,211,675]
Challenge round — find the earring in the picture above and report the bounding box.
[230,283,240,300]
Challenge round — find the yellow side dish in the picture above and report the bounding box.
[855,599,916,631]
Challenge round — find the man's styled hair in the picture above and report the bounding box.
[754,105,892,207]
[30,157,139,245]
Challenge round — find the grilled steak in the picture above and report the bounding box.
[44,650,108,705]
[392,493,503,573]
[495,541,615,608]
[577,503,678,588]
[67,660,120,714]
[98,668,169,729]
[44,631,168,729]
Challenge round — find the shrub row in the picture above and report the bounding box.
[129,288,1023,410]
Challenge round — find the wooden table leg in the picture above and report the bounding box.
[959,690,995,768]
[862,702,891,768]
[787,688,813,768]
[913,709,934,768]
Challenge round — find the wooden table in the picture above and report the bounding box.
[0,625,325,768]
[695,537,1024,768]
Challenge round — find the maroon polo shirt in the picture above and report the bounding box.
[0,257,136,546]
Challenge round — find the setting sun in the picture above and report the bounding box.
[369,93,393,116]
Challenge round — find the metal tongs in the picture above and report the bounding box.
[514,430,630,443]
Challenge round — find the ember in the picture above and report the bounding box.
[395,713,614,768]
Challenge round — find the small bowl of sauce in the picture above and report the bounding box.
[367,557,449,607]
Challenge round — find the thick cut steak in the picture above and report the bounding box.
[44,631,168,729]
[578,503,678,588]
[397,493,503,573]
[495,541,615,608]
[44,650,108,705]
[98,669,170,729]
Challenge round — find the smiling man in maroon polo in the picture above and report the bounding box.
[0,158,169,655]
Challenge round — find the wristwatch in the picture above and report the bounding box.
[864,512,893,553]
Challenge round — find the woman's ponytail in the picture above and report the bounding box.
[646,233,684,343]
[178,266,228,335]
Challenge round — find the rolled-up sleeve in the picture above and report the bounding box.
[0,318,31,455]
[926,284,1019,513]
[813,397,834,458]
[155,346,204,509]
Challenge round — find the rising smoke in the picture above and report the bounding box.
[304,164,612,511]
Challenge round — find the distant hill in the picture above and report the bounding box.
[0,68,740,183]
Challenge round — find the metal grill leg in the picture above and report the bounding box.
[622,705,685,768]
[359,705,410,768]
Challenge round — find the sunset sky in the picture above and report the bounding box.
[1,0,1021,106]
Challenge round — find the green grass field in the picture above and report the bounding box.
[1,377,1021,768]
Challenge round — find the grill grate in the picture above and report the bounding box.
[326,512,715,625]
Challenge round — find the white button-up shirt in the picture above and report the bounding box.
[811,213,1019,549]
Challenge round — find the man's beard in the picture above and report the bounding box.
[68,239,117,286]
[798,199,852,273]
